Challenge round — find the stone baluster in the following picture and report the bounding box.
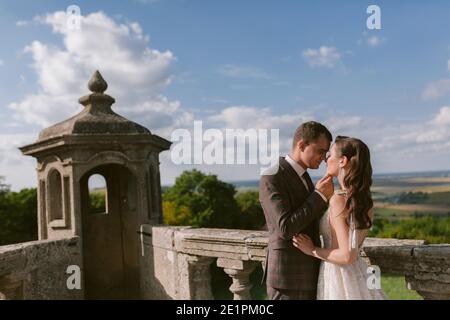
[217,258,258,300]
[178,254,215,299]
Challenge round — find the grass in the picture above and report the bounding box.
[381,273,422,300]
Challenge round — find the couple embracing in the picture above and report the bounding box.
[259,121,387,300]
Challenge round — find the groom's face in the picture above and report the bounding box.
[301,134,330,169]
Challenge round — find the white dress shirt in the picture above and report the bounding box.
[285,154,328,202]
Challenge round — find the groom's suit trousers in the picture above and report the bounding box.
[267,286,317,300]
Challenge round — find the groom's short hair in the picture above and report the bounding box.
[292,121,332,148]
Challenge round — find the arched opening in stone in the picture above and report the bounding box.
[88,174,108,214]
[80,164,140,299]
[48,169,63,222]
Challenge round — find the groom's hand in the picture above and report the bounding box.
[315,174,334,200]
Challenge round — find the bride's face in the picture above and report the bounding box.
[326,144,341,177]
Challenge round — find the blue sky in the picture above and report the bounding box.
[1,0,450,190]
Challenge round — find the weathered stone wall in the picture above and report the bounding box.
[0,237,82,299]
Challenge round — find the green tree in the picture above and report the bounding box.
[89,191,106,214]
[0,184,38,245]
[163,170,241,228]
[0,176,10,195]
[162,201,193,225]
[369,216,450,244]
[235,191,266,230]
[396,191,428,204]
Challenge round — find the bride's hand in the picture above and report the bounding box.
[292,234,315,256]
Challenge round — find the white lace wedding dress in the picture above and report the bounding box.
[316,197,388,300]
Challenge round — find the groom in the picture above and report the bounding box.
[259,121,334,300]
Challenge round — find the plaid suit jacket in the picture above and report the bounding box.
[259,156,328,290]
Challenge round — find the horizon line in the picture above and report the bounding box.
[161,168,450,187]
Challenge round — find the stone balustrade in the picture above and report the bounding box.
[1,226,449,300]
[147,225,450,300]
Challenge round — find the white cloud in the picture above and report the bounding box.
[9,93,79,127]
[432,106,450,126]
[448,59,450,71]
[358,32,386,47]
[208,106,312,132]
[206,106,367,157]
[163,107,388,183]
[5,10,199,190]
[16,20,30,27]
[324,116,362,132]
[9,11,192,136]
[421,79,450,100]
[375,106,450,151]
[0,134,36,161]
[0,59,4,66]
[217,64,271,80]
[302,46,342,68]
[0,133,37,191]
[367,36,382,47]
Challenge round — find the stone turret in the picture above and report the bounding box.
[19,71,171,298]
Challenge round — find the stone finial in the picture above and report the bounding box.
[88,70,108,93]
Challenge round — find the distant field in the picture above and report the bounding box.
[230,171,450,223]
[372,184,450,195]
[398,177,450,184]
[235,186,259,193]
[373,207,450,221]
[375,202,449,213]
[371,186,409,195]
[412,185,450,193]
[372,174,450,193]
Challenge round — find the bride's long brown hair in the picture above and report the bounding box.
[334,136,373,230]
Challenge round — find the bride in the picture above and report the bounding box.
[292,136,387,300]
